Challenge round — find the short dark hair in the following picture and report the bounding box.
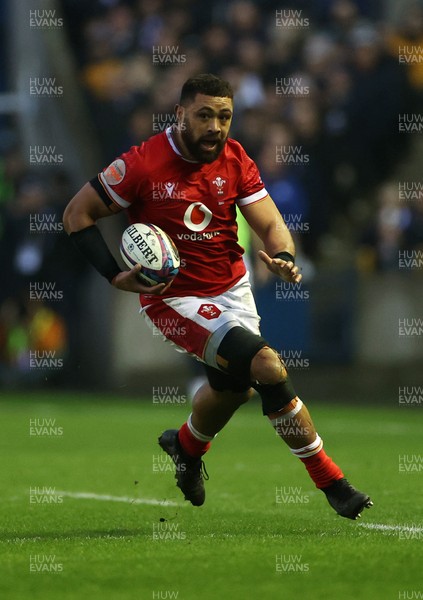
[179,73,233,105]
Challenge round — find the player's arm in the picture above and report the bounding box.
[63,183,167,294]
[240,194,302,284]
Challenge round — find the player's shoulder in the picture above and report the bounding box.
[119,131,169,169]
[225,138,253,163]
[125,131,167,158]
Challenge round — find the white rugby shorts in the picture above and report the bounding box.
[141,273,261,370]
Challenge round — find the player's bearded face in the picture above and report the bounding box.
[177,95,233,163]
[180,118,229,163]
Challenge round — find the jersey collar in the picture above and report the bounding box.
[166,126,199,163]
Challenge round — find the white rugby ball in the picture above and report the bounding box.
[120,223,180,286]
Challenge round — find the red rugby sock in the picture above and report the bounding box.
[178,421,211,458]
[300,448,344,489]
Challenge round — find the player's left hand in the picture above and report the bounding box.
[258,250,302,284]
[111,264,173,294]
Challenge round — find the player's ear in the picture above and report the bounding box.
[175,104,185,126]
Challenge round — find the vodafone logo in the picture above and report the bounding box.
[183,202,212,232]
[177,202,219,241]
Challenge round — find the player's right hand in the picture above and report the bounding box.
[111,264,171,295]
[258,250,302,284]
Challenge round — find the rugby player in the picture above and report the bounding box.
[63,74,372,519]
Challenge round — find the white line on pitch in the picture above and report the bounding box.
[56,490,183,507]
[357,523,423,533]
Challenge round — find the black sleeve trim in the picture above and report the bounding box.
[89,176,113,208]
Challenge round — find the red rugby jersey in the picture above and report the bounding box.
[92,127,268,301]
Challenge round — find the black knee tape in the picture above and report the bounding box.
[204,364,251,393]
[217,326,267,381]
[253,375,297,415]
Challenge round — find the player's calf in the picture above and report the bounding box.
[191,384,252,438]
[159,385,250,506]
[214,328,373,518]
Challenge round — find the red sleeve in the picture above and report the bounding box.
[94,145,143,209]
[236,148,268,207]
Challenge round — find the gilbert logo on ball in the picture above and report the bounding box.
[120,223,180,287]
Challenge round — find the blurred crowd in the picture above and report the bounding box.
[60,0,423,262]
[1,0,423,383]
[0,149,88,385]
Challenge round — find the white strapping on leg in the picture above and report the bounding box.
[290,434,323,458]
[187,413,215,442]
[269,398,303,426]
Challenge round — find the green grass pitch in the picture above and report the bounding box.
[1,392,422,600]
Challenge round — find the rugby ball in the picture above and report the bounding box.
[120,223,180,286]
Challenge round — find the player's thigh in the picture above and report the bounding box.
[141,292,259,370]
